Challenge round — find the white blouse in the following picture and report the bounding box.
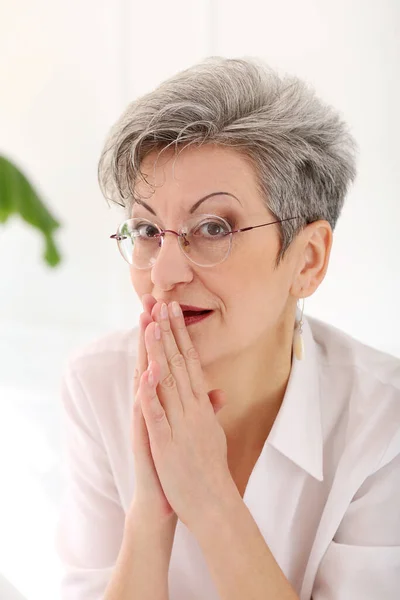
[55,313,400,600]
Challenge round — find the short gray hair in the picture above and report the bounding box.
[98,56,357,266]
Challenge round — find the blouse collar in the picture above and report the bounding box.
[267,313,324,481]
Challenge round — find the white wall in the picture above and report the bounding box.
[0,1,399,598]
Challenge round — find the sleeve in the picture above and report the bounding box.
[55,361,126,600]
[312,446,400,600]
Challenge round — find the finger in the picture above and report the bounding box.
[131,368,151,455]
[141,293,157,315]
[133,312,153,396]
[150,303,194,413]
[167,301,207,402]
[139,361,171,451]
[144,320,185,429]
[132,363,166,460]
[142,361,164,420]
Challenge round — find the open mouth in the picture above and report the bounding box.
[182,309,213,325]
[182,309,211,317]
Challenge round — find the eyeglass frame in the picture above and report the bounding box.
[110,214,300,269]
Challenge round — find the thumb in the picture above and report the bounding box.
[208,389,227,414]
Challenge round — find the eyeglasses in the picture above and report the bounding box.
[110,213,299,269]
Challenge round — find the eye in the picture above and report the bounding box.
[194,219,232,238]
[132,222,160,239]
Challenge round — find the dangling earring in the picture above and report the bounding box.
[293,297,305,360]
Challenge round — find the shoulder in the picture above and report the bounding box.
[307,315,400,470]
[307,314,400,388]
[307,314,400,400]
[61,327,140,415]
[64,327,140,374]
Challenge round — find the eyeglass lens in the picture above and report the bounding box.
[118,215,232,268]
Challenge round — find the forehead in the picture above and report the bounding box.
[134,144,263,211]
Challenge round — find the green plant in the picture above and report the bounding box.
[0,155,62,266]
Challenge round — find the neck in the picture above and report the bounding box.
[202,316,295,441]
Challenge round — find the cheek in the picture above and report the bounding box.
[129,268,149,297]
[228,256,271,299]
[223,258,284,323]
[129,267,137,289]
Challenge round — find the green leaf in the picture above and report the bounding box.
[0,156,15,223]
[0,155,62,267]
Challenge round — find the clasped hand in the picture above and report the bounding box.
[138,297,235,530]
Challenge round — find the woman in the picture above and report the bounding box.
[56,57,400,599]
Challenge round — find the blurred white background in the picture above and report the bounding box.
[0,0,399,598]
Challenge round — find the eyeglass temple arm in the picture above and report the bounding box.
[231,216,299,234]
[110,233,127,240]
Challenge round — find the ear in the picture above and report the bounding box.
[290,220,333,298]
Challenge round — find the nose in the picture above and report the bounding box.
[150,231,193,288]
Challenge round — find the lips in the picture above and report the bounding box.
[182,310,213,326]
[180,304,213,316]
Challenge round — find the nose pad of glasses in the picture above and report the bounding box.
[181,233,190,248]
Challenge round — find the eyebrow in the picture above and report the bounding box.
[133,191,242,216]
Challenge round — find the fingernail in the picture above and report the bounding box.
[154,323,161,340]
[172,301,181,318]
[148,367,154,387]
[161,303,168,320]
